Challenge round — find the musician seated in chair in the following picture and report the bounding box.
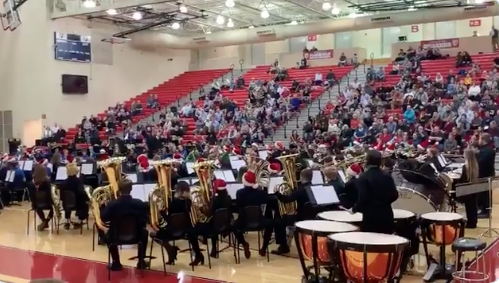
[350,150,399,234]
[234,170,271,258]
[150,181,205,266]
[273,168,314,255]
[455,149,480,228]
[100,179,150,270]
[28,165,54,231]
[61,163,89,230]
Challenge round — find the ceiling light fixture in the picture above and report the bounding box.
[331,5,340,15]
[260,9,269,19]
[106,8,117,15]
[475,0,484,3]
[171,22,180,29]
[132,11,142,20]
[179,5,187,13]
[227,18,234,27]
[248,25,254,28]
[322,2,331,10]
[349,12,357,18]
[225,0,235,7]
[82,0,96,8]
[407,6,417,11]
[289,20,298,25]
[216,15,225,24]
[206,29,212,34]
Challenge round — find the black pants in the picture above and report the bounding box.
[477,190,490,214]
[36,208,54,221]
[156,226,203,257]
[233,218,272,249]
[63,203,89,221]
[100,228,149,264]
[463,195,478,226]
[271,215,297,247]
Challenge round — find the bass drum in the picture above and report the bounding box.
[391,169,450,215]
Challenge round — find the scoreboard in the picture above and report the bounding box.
[53,32,92,63]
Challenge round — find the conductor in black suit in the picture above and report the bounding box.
[350,150,399,234]
[477,133,496,217]
[100,179,149,271]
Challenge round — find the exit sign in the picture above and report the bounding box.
[469,19,481,27]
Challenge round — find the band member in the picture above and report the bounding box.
[151,181,204,266]
[5,158,26,204]
[61,163,89,229]
[455,149,479,228]
[426,147,443,172]
[100,179,149,270]
[273,168,314,255]
[234,170,271,258]
[337,164,361,209]
[350,150,399,234]
[28,164,53,231]
[477,133,496,217]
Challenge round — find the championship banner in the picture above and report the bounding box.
[303,49,334,60]
[420,38,459,49]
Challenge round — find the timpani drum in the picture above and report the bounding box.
[420,212,465,246]
[328,232,409,283]
[317,210,363,225]
[295,220,358,282]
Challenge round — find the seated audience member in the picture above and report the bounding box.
[146,94,159,109]
[403,105,416,124]
[338,53,347,66]
[131,100,143,115]
[236,76,245,89]
[28,165,53,231]
[299,57,307,69]
[390,62,399,75]
[468,82,481,97]
[310,46,318,52]
[325,70,336,86]
[314,72,323,85]
[395,49,406,62]
[376,67,385,81]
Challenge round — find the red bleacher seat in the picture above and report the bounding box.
[64,69,230,143]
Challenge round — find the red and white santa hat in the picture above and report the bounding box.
[242,170,259,189]
[274,141,285,151]
[386,143,396,152]
[173,152,183,163]
[347,163,362,177]
[67,155,74,164]
[223,145,231,153]
[232,146,242,156]
[100,149,106,154]
[417,139,429,151]
[265,144,274,152]
[213,179,227,191]
[268,162,282,174]
[251,143,259,149]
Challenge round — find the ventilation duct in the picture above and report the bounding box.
[256,29,276,36]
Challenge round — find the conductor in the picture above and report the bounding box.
[350,150,399,234]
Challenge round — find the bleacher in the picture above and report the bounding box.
[63,68,230,144]
[181,65,354,143]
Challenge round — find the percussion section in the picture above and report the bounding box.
[421,212,464,245]
[295,220,358,265]
[328,232,409,283]
[317,211,363,224]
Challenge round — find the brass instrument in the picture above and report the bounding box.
[274,153,299,217]
[334,154,366,171]
[50,184,63,222]
[243,155,271,188]
[86,185,112,230]
[148,159,175,231]
[189,159,215,226]
[97,157,126,198]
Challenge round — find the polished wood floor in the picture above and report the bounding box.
[0,196,499,283]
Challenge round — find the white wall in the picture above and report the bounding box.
[0,0,191,136]
[195,15,499,67]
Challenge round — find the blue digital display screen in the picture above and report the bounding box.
[54,32,92,63]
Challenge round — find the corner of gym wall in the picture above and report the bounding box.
[0,0,191,137]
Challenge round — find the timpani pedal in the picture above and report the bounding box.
[328,232,409,283]
[294,220,358,283]
[420,212,466,282]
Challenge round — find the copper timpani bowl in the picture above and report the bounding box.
[420,212,464,246]
[295,220,358,265]
[328,232,409,283]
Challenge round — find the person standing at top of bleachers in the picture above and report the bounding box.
[490,25,498,51]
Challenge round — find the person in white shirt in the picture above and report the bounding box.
[350,79,361,89]
[181,103,192,116]
[314,72,323,85]
[468,82,481,97]
[51,123,60,135]
[360,92,371,107]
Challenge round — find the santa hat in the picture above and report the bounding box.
[418,139,429,151]
[213,179,227,191]
[347,163,362,177]
[223,145,231,153]
[39,159,49,166]
[274,141,284,151]
[242,170,259,189]
[137,154,148,164]
[386,143,396,152]
[268,162,282,174]
[139,160,149,172]
[67,155,74,163]
[100,149,106,154]
[251,143,259,149]
[197,157,206,163]
[173,153,183,162]
[232,146,242,156]
[265,144,274,151]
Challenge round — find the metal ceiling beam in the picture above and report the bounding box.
[165,2,254,24]
[280,0,334,18]
[236,2,291,21]
[51,0,177,19]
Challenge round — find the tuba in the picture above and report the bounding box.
[86,184,112,231]
[148,159,175,231]
[243,155,271,188]
[274,153,300,216]
[189,159,215,226]
[51,183,63,222]
[97,157,125,198]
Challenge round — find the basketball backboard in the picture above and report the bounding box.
[1,0,21,31]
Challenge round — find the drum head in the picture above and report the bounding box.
[295,220,358,235]
[421,212,463,222]
[393,209,415,220]
[317,211,362,223]
[392,186,438,215]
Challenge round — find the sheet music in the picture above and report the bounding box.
[214,170,226,180]
[77,166,81,177]
[305,159,314,167]
[56,167,68,180]
[131,184,146,201]
[4,170,11,182]
[229,155,239,161]
[186,162,195,175]
[258,150,268,160]
[144,183,155,197]
[437,155,447,168]
[81,163,93,175]
[448,162,464,169]
[126,173,138,183]
[338,170,346,183]
[230,159,245,171]
[18,161,25,170]
[312,170,323,184]
[269,177,284,192]
[311,185,339,205]
[190,178,199,185]
[23,160,33,171]
[222,170,235,182]
[47,163,53,172]
[7,171,14,182]
[226,183,243,199]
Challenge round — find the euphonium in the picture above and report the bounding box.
[274,153,300,217]
[50,184,63,221]
[86,185,112,231]
[189,159,215,226]
[149,159,175,231]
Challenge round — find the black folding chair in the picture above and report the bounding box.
[149,213,194,271]
[235,205,270,263]
[204,208,237,267]
[60,190,90,234]
[106,216,147,281]
[27,191,55,235]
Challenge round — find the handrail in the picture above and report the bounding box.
[295,115,299,129]
[238,59,244,72]
[370,53,375,69]
[284,124,287,139]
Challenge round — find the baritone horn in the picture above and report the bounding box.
[86,184,112,231]
[189,159,215,225]
[50,184,63,222]
[149,159,175,231]
[274,153,299,216]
